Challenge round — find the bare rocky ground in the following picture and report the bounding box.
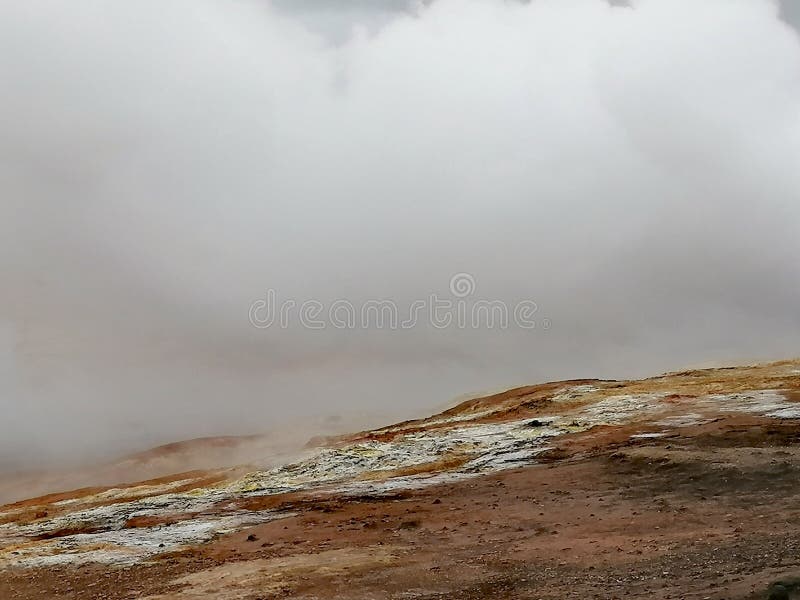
[3,361,800,599]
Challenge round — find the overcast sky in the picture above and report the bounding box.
[269,0,800,38]
[2,0,800,470]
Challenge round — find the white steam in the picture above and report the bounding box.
[1,0,800,469]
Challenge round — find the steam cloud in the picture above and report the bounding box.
[2,0,800,470]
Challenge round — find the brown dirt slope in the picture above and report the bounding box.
[3,360,800,599]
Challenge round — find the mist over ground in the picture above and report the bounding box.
[2,0,800,471]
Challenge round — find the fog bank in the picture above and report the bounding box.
[2,0,800,470]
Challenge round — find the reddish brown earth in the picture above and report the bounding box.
[3,363,800,599]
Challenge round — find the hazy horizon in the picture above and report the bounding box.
[2,0,800,471]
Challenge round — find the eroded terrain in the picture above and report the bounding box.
[3,361,800,598]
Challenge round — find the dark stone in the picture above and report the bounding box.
[768,584,789,600]
[767,576,800,600]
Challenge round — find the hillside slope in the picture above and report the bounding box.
[4,360,800,598]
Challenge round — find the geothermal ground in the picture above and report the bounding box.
[3,361,800,599]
